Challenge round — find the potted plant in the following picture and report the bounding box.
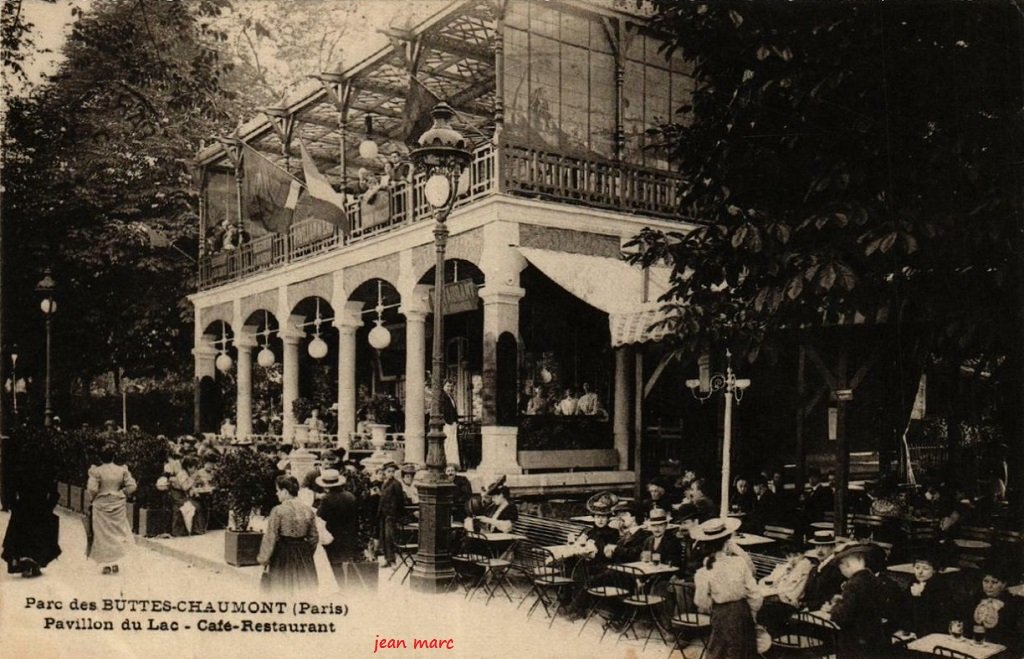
[363,394,394,453]
[213,448,278,566]
[334,466,381,589]
[290,396,318,444]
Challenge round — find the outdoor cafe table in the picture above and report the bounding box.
[906,633,1006,658]
[609,561,679,578]
[544,543,594,563]
[954,539,992,550]
[731,532,776,547]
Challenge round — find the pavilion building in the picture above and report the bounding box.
[188,0,695,493]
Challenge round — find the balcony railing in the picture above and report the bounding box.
[198,142,686,289]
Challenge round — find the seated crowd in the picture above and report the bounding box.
[444,466,1024,658]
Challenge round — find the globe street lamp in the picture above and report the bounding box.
[36,269,57,427]
[407,103,472,593]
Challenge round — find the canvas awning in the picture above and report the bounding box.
[517,247,673,347]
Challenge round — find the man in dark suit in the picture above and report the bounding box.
[641,508,683,569]
[377,461,404,568]
[604,502,651,563]
[748,477,777,533]
[827,543,888,658]
[316,469,359,579]
[802,468,834,525]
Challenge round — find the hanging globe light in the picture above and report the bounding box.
[308,335,328,360]
[257,347,276,368]
[368,320,391,351]
[216,352,233,373]
[358,114,378,160]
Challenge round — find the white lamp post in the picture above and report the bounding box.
[686,349,751,517]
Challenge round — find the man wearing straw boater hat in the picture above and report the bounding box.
[316,469,358,579]
[641,508,683,569]
[822,542,888,658]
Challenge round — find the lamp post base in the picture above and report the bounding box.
[409,477,456,593]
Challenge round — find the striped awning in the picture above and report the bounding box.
[517,247,673,347]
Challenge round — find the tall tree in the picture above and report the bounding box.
[630,0,1024,480]
[2,0,241,413]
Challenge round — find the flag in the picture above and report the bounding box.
[401,75,441,146]
[242,144,297,234]
[299,142,348,233]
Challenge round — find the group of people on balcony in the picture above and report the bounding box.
[520,381,607,420]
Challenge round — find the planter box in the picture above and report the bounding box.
[126,501,140,532]
[68,485,85,513]
[337,561,379,590]
[225,529,263,567]
[138,508,171,537]
[57,482,70,509]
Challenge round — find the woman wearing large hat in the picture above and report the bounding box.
[569,492,621,559]
[691,517,762,659]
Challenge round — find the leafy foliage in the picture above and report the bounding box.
[212,448,278,531]
[2,0,248,407]
[115,430,170,508]
[629,2,1024,373]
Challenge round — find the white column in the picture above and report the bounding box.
[193,335,218,435]
[400,306,428,465]
[614,346,633,470]
[476,284,525,477]
[235,334,257,439]
[282,332,302,443]
[336,301,364,445]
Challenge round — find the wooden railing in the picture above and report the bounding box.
[198,141,686,289]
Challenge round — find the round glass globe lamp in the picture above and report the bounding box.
[368,321,391,350]
[257,347,276,368]
[215,352,233,373]
[307,336,329,360]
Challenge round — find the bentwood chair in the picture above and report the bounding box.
[773,610,837,658]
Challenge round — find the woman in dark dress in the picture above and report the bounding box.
[257,475,318,594]
[2,438,61,577]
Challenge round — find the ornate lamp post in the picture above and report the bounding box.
[686,350,750,517]
[407,103,472,592]
[36,269,57,427]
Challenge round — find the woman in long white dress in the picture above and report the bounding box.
[87,443,138,574]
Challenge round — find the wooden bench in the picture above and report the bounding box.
[749,551,789,580]
[511,513,590,547]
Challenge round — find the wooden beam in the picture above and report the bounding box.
[419,31,493,62]
[806,345,839,390]
[634,348,644,500]
[643,352,674,399]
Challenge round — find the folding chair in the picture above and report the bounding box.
[933,646,974,659]
[448,531,488,598]
[577,559,630,643]
[389,524,418,584]
[512,542,574,626]
[464,531,514,605]
[667,580,710,659]
[613,564,671,651]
